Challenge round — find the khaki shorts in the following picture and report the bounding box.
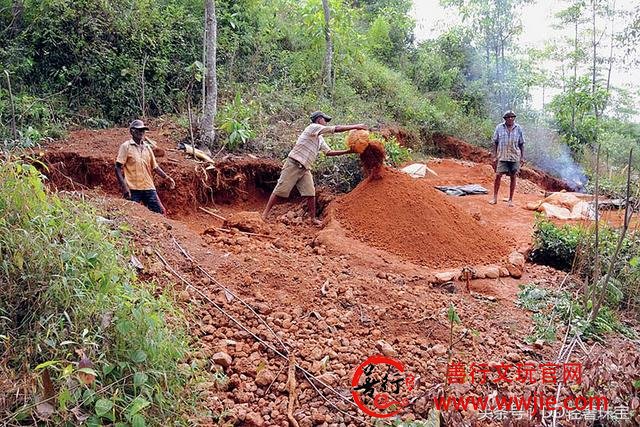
[272,157,315,197]
[496,160,520,175]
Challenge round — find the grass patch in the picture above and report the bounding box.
[0,156,202,424]
[516,283,634,344]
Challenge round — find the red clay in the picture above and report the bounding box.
[360,141,385,179]
[333,167,513,268]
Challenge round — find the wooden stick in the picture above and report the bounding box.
[214,227,276,239]
[198,206,226,221]
[287,355,300,427]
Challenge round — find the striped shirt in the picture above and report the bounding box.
[288,124,335,169]
[492,123,525,162]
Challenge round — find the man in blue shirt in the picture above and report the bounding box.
[490,110,525,207]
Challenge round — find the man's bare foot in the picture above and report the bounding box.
[311,218,323,226]
[507,200,514,207]
[489,199,497,205]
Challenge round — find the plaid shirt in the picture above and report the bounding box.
[288,124,335,169]
[492,123,525,162]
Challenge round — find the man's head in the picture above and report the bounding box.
[310,111,332,125]
[503,110,516,124]
[129,119,149,143]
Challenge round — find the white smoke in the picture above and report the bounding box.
[525,127,587,192]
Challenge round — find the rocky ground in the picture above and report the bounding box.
[38,127,640,426]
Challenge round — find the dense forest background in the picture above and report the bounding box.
[1,0,639,188]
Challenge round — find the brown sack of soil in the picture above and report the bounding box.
[346,130,371,154]
[333,168,513,268]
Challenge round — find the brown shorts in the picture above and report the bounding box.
[272,157,315,197]
[496,160,520,175]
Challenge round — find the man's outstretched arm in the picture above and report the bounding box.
[333,124,367,133]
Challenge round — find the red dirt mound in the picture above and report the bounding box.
[333,168,513,268]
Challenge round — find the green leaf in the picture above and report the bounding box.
[102,363,115,376]
[77,367,98,377]
[86,415,101,427]
[35,360,60,371]
[58,388,72,411]
[82,388,96,404]
[133,372,148,387]
[630,257,639,268]
[447,303,460,324]
[94,398,113,417]
[128,396,150,416]
[131,350,147,363]
[131,414,146,427]
[633,380,640,389]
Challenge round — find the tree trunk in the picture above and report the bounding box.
[591,0,599,119]
[201,0,218,148]
[603,0,616,112]
[321,0,333,97]
[571,11,578,133]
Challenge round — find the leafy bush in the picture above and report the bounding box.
[0,157,200,424]
[217,93,258,150]
[529,216,586,270]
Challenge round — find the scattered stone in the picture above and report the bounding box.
[507,264,523,279]
[431,344,448,356]
[506,352,520,362]
[508,251,526,268]
[255,369,276,387]
[224,211,266,234]
[244,411,265,426]
[201,324,216,336]
[211,351,232,369]
[485,266,500,279]
[375,340,397,357]
[178,290,190,302]
[434,271,458,284]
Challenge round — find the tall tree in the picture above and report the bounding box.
[201,0,218,148]
[441,0,528,113]
[321,0,333,96]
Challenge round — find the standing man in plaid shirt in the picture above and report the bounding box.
[489,110,525,207]
[262,111,367,225]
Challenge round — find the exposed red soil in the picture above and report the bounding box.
[429,133,573,192]
[42,127,282,216]
[333,167,513,268]
[29,125,640,426]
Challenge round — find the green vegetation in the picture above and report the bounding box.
[529,215,586,271]
[0,157,200,424]
[0,0,493,152]
[516,283,634,343]
[529,216,640,322]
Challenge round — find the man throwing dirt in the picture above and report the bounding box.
[115,119,175,214]
[490,110,525,207]
[262,111,367,225]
